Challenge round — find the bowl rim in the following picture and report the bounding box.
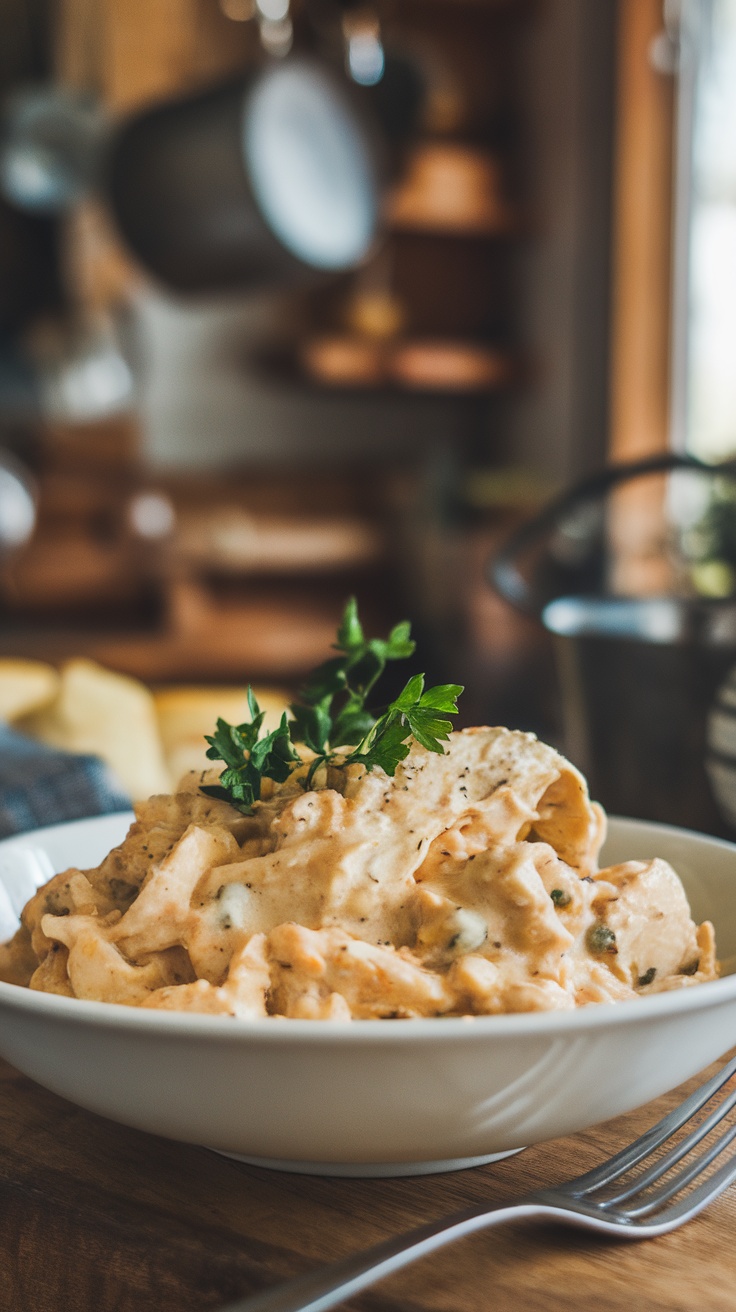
[1,810,735,1043]
[1,970,736,1041]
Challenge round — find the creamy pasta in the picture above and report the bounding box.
[0,727,717,1016]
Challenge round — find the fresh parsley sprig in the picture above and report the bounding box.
[201,599,463,813]
[289,597,415,758]
[201,687,300,811]
[342,674,464,775]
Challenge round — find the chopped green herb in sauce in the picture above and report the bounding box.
[587,924,617,955]
[550,888,571,908]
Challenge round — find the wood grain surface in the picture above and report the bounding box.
[1,1052,735,1312]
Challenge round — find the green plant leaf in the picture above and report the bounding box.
[419,683,464,712]
[335,595,365,651]
[348,719,414,775]
[203,692,299,812]
[201,603,463,810]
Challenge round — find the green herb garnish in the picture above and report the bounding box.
[201,688,300,812]
[288,597,416,769]
[637,967,657,987]
[550,888,571,908]
[201,598,463,813]
[587,924,618,956]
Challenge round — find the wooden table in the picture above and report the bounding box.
[1,1053,735,1312]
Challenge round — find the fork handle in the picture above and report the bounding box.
[218,1201,556,1312]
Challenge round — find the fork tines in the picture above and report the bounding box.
[564,1052,736,1225]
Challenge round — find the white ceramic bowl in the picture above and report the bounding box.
[1,812,736,1177]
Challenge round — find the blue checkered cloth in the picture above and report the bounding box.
[0,725,130,839]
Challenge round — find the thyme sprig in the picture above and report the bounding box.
[201,599,463,813]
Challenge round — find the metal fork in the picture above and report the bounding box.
[219,1052,736,1312]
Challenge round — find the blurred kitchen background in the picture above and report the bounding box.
[0,0,733,766]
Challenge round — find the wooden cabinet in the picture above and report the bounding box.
[0,0,678,715]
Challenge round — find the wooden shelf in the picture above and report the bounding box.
[249,340,515,397]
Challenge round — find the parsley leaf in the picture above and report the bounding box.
[290,598,417,756]
[201,690,299,813]
[345,676,463,775]
[336,595,364,650]
[200,600,463,810]
[349,718,414,775]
